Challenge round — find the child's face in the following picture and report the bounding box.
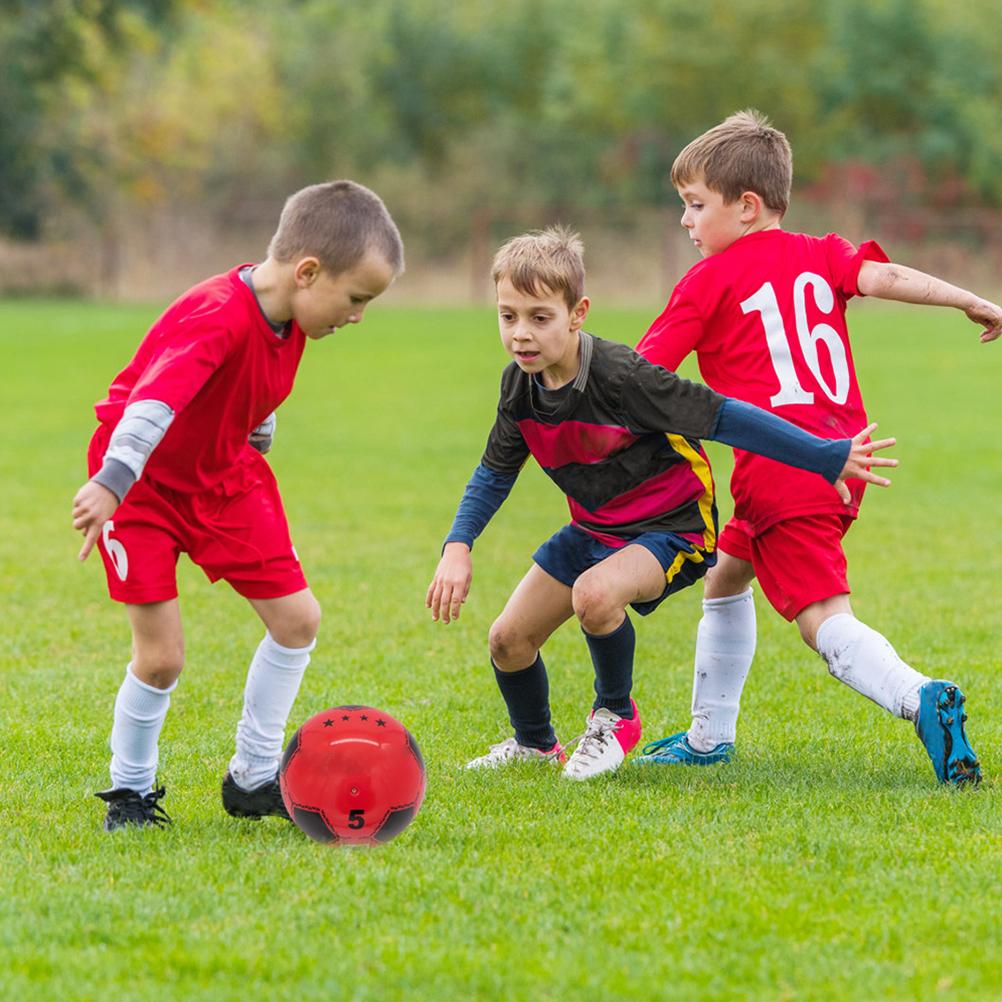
[292,252,396,339]
[676,177,753,257]
[496,277,588,386]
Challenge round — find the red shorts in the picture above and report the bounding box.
[718,513,853,621]
[88,433,307,605]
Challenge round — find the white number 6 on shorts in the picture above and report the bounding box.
[102,521,129,581]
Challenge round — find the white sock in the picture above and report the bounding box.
[109,664,176,795]
[229,632,315,790]
[815,613,927,719]
[688,589,757,751]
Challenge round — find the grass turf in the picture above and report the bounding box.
[1,299,1000,1000]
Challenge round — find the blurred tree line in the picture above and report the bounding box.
[2,0,1001,253]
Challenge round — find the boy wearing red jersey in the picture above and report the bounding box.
[636,111,1001,785]
[72,181,403,830]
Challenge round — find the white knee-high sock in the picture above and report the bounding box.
[109,664,176,795]
[688,589,757,751]
[229,632,315,790]
[815,613,927,719]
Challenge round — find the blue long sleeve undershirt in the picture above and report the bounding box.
[444,464,518,550]
[710,398,850,483]
[443,398,851,550]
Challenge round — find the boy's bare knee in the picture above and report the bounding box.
[132,645,184,689]
[488,618,534,670]
[704,557,755,600]
[276,595,322,649]
[797,619,818,649]
[572,577,618,634]
[488,619,515,665]
[301,595,322,640]
[795,596,851,653]
[252,588,323,649]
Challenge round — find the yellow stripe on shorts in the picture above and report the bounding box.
[665,433,717,555]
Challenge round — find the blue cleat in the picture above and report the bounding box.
[915,680,981,786]
[635,731,734,766]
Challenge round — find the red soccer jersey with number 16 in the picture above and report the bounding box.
[637,229,888,536]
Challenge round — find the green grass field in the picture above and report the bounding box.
[2,299,1000,1000]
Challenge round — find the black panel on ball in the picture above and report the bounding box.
[406,731,425,773]
[373,805,417,843]
[280,728,301,775]
[293,806,338,844]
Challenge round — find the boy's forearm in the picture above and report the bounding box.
[443,463,517,549]
[857,261,978,310]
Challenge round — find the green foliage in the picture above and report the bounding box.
[816,0,1002,201]
[2,0,1002,238]
[0,18,45,237]
[2,299,1002,998]
[0,0,182,235]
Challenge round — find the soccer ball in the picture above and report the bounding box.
[279,705,426,845]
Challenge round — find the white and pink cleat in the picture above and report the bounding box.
[465,737,566,769]
[562,699,642,780]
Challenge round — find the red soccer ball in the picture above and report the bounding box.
[279,706,426,845]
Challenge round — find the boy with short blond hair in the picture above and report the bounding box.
[73,179,403,830]
[427,225,894,781]
[636,110,1000,784]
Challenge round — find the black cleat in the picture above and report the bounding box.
[221,771,290,820]
[95,786,172,831]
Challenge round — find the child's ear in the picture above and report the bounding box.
[570,296,590,330]
[294,256,322,287]
[739,191,764,224]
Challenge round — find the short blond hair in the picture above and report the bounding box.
[491,225,585,309]
[268,180,404,276]
[671,109,792,215]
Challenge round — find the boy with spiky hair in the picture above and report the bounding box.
[636,110,1001,784]
[427,226,895,781]
[73,180,404,830]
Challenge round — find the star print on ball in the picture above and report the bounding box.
[279,706,426,845]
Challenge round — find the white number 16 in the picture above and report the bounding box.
[740,272,850,407]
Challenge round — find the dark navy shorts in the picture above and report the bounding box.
[532,523,716,616]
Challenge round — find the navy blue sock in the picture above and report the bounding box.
[584,615,635,718]
[493,655,557,750]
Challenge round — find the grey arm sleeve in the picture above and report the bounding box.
[91,399,175,502]
[249,412,276,453]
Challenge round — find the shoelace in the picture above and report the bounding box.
[116,786,172,827]
[469,738,515,765]
[139,786,172,826]
[563,716,617,762]
[640,735,682,756]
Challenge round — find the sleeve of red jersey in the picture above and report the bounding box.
[635,286,705,371]
[126,322,236,414]
[824,233,890,299]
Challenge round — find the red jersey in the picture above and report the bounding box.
[637,230,888,535]
[94,266,307,494]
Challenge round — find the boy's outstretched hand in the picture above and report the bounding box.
[426,542,473,624]
[966,298,1002,343]
[72,480,118,561]
[834,422,897,503]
